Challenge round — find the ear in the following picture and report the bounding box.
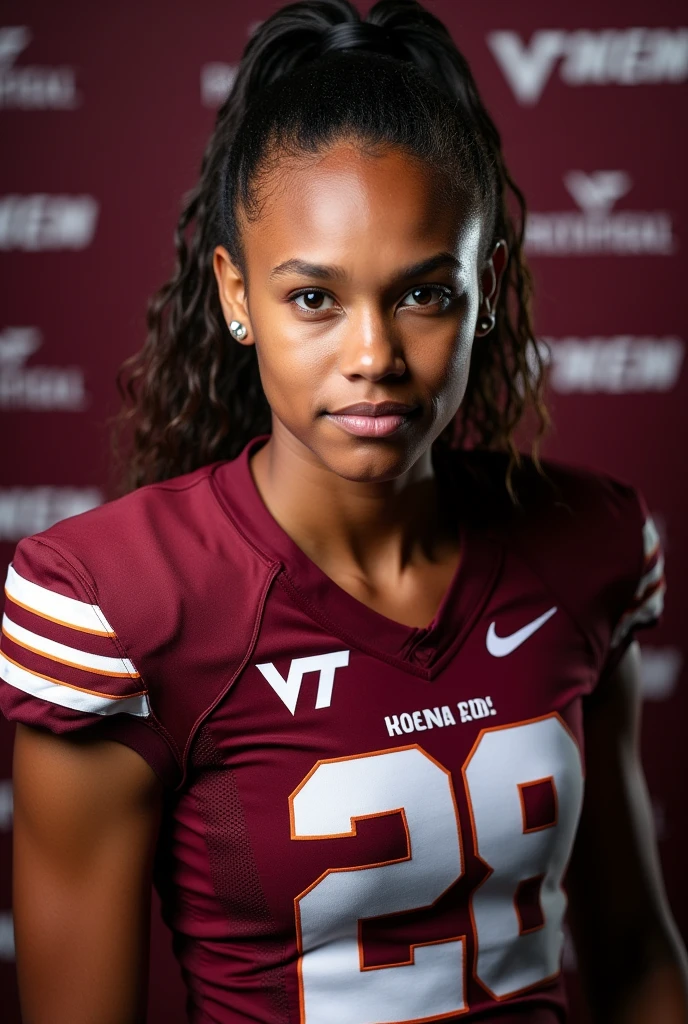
[475,239,508,337]
[212,245,254,346]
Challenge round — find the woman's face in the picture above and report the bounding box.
[214,141,506,483]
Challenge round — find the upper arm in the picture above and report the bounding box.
[12,723,163,1024]
[566,641,687,1012]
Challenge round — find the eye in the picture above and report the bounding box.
[292,290,336,312]
[400,285,453,310]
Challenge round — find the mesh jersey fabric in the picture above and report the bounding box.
[0,433,665,1023]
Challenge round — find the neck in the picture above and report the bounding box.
[248,421,457,581]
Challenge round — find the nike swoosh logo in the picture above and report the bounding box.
[486,606,558,657]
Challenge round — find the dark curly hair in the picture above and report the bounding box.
[115,0,548,492]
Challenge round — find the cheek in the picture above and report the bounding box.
[456,318,478,376]
[443,331,475,401]
[422,297,477,388]
[419,311,477,428]
[448,281,481,381]
[250,310,330,413]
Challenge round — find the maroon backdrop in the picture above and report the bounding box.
[1,2,686,1021]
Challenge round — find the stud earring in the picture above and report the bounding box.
[229,319,247,340]
[476,313,496,335]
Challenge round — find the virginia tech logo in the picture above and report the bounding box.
[540,336,684,394]
[488,28,688,104]
[525,171,674,256]
[564,170,631,215]
[0,327,87,410]
[200,63,237,108]
[257,650,350,715]
[0,487,102,542]
[0,26,79,109]
[0,194,99,251]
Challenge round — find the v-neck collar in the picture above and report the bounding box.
[211,434,503,680]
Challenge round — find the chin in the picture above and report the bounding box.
[319,437,430,483]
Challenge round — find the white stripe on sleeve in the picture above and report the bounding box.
[636,554,664,599]
[611,580,666,649]
[0,652,149,718]
[2,615,139,678]
[642,517,660,559]
[5,564,115,635]
[609,516,665,649]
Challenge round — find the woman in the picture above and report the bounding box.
[1,1,686,1022]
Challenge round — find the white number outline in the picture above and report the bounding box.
[290,712,583,1020]
[514,770,558,943]
[289,745,468,1022]
[518,776,558,836]
[462,713,583,1001]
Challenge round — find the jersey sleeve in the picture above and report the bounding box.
[0,536,178,784]
[601,488,665,679]
[609,510,665,649]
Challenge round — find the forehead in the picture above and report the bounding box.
[241,142,483,273]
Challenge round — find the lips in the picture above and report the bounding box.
[327,401,419,416]
[324,402,420,439]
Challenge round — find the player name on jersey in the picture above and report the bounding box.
[385,696,497,737]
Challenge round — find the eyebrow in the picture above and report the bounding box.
[268,251,463,282]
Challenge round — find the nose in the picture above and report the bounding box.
[338,305,407,381]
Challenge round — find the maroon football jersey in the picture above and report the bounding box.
[0,433,665,1023]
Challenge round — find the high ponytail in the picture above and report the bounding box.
[115,0,548,493]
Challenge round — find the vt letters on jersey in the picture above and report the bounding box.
[0,435,665,1023]
[256,650,350,715]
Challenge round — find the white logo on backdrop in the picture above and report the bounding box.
[200,22,263,107]
[564,170,631,215]
[641,647,683,700]
[200,63,237,107]
[0,782,14,962]
[0,912,14,962]
[525,172,674,256]
[0,781,12,832]
[0,26,79,109]
[0,327,87,410]
[0,488,102,542]
[488,28,688,104]
[0,194,99,250]
[539,336,684,393]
